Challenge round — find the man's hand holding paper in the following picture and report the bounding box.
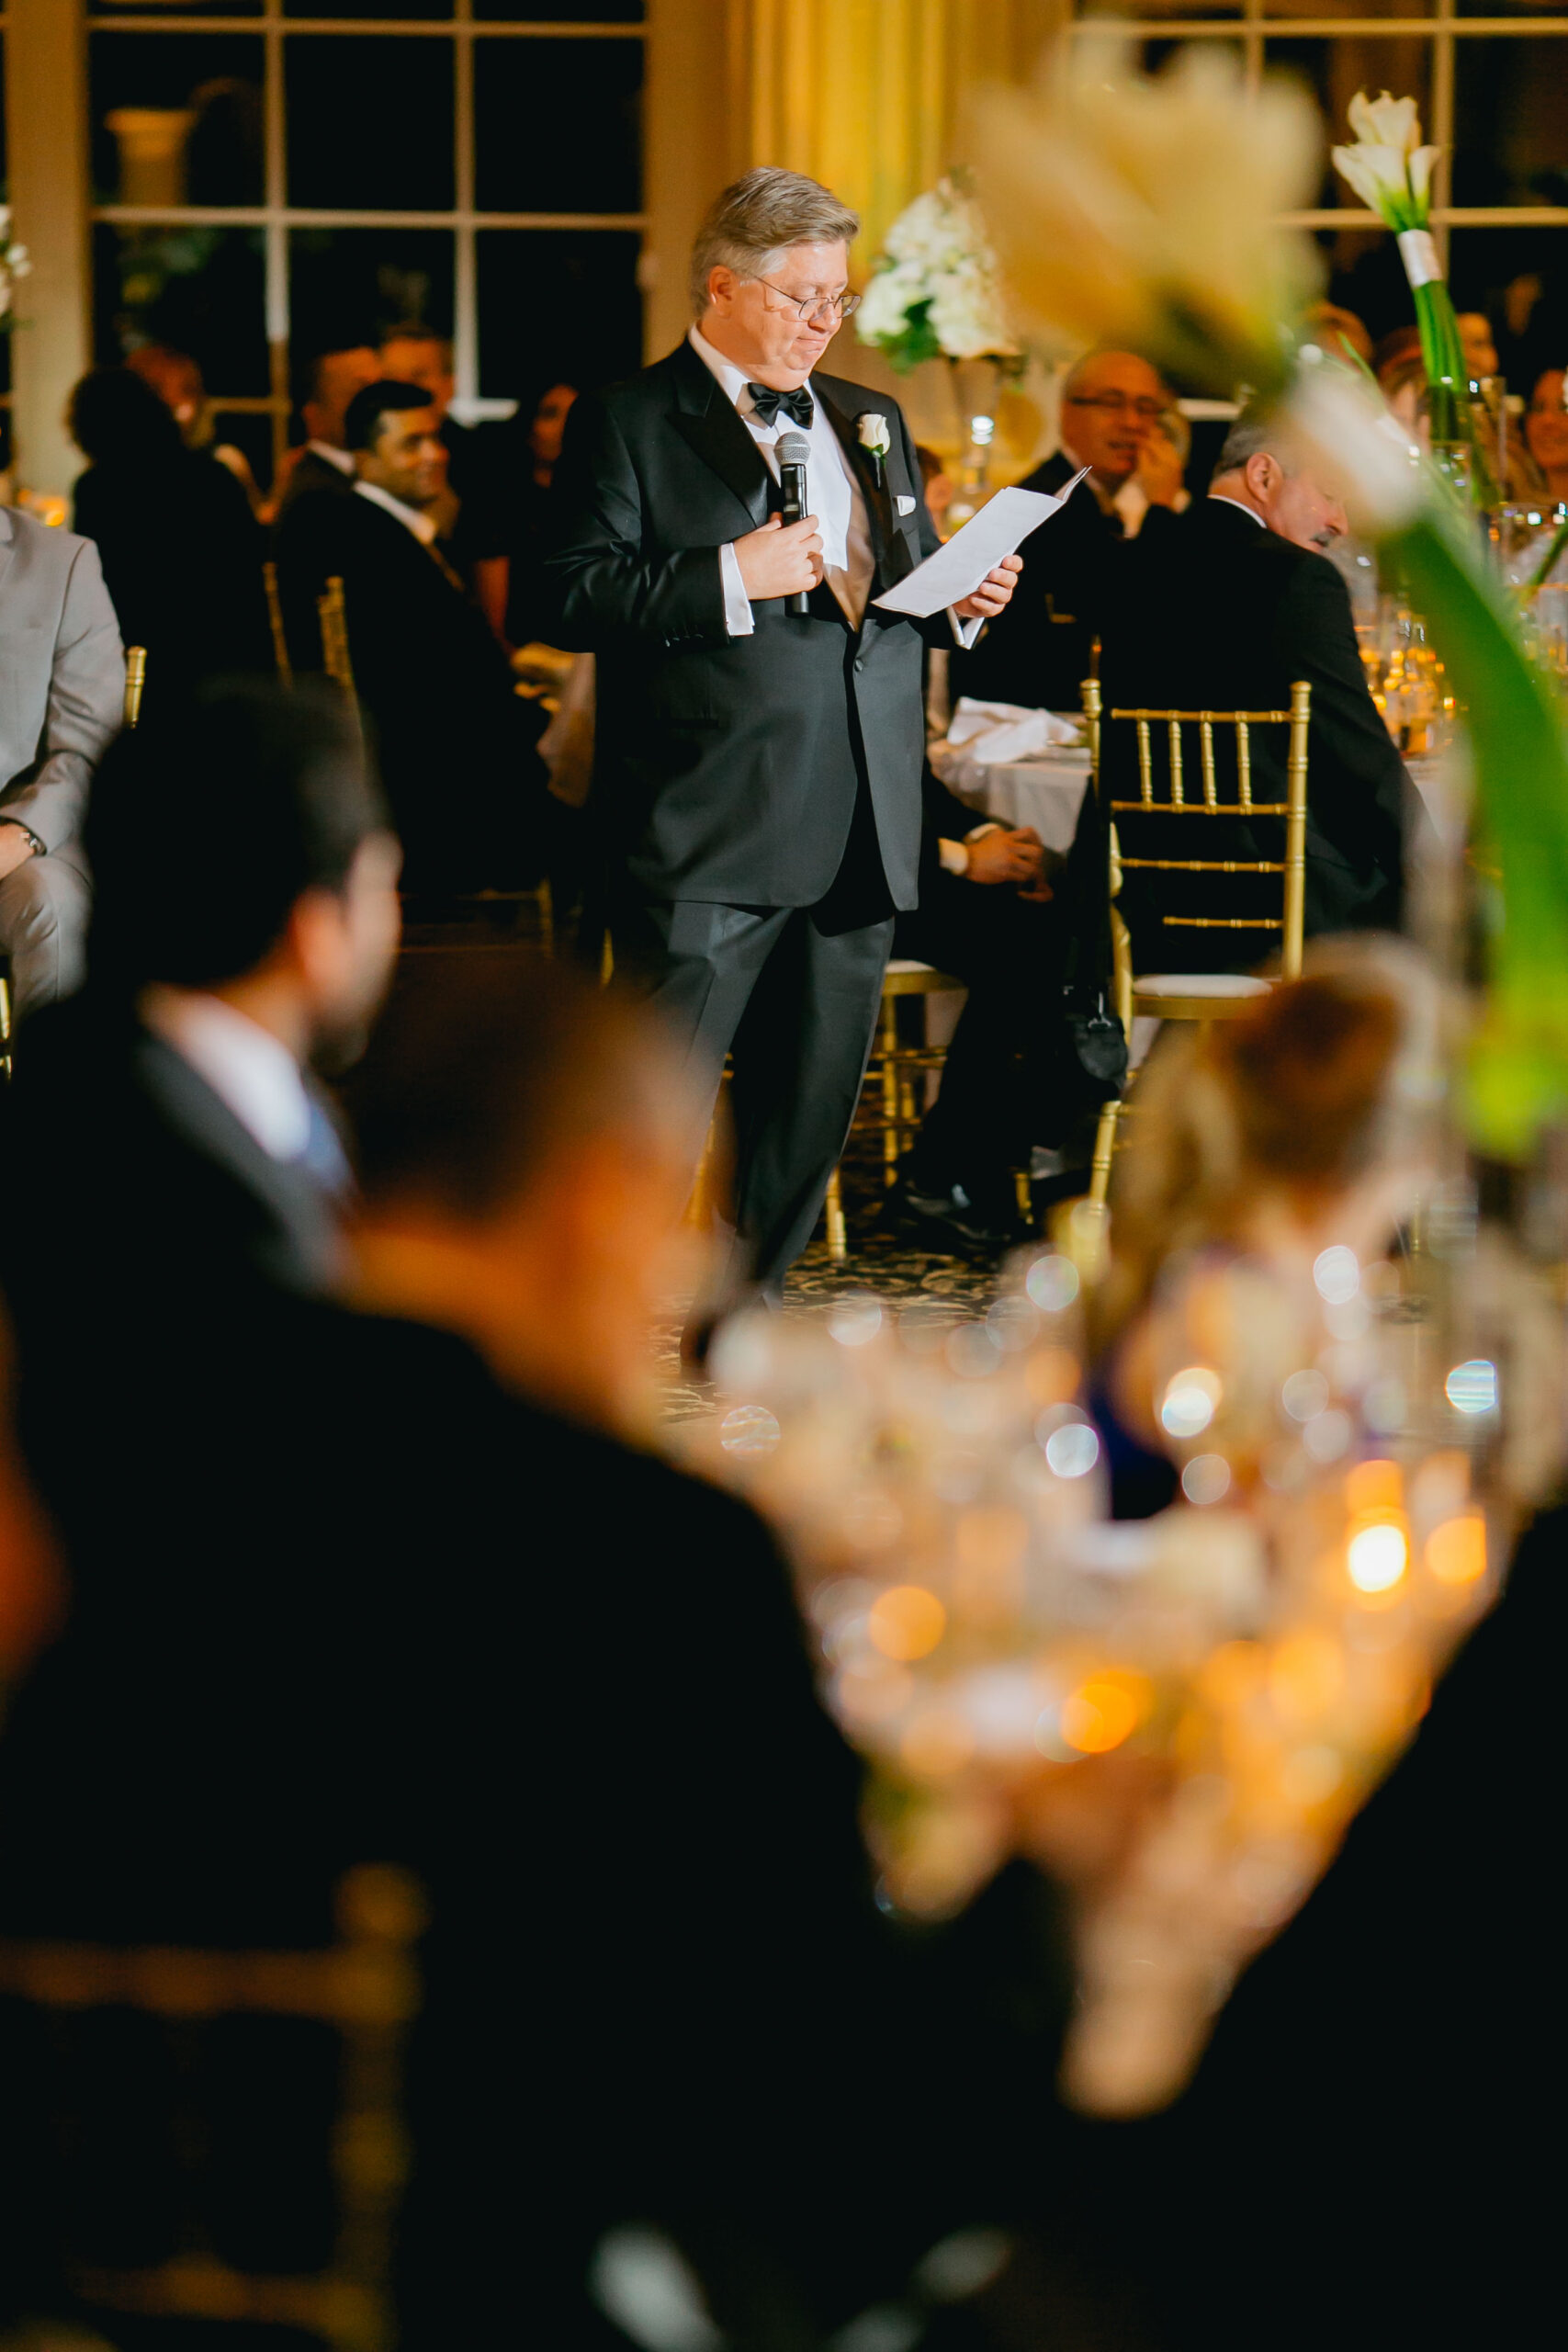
[874,472,1092,619]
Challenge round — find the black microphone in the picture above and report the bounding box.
[776,430,811,617]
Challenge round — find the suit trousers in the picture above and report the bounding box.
[613,892,893,1304]
[0,849,90,1023]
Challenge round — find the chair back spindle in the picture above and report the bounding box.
[264,560,293,688]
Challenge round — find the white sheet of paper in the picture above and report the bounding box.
[871,470,1090,618]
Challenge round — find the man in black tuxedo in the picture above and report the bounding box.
[276,379,545,893]
[952,349,1185,714]
[379,322,510,638]
[275,338,379,514]
[1094,408,1412,971]
[541,167,1020,1319]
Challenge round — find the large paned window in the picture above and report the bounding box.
[1076,2,1568,391]
[88,2,645,485]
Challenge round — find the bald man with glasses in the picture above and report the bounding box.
[953,348,1186,715]
[542,166,1019,1340]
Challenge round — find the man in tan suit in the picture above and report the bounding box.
[0,504,124,1017]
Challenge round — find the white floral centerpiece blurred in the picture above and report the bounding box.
[857,171,1021,511]
[0,209,32,332]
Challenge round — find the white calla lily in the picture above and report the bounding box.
[1333,90,1439,231]
[1348,89,1421,154]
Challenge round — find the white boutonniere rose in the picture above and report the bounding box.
[858,412,891,486]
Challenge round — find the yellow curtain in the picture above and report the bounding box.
[725,0,1066,267]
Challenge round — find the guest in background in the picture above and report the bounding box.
[274,339,380,515]
[126,341,264,513]
[951,348,1183,714]
[0,952,1078,2348]
[1373,323,1427,428]
[1524,366,1568,503]
[378,322,510,639]
[68,367,275,705]
[1301,300,1374,368]
[887,770,1060,1255]
[0,678,400,1336]
[0,504,122,1023]
[1457,308,1500,382]
[502,376,580,648]
[275,379,546,894]
[1092,405,1413,976]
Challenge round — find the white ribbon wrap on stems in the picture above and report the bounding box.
[1397,228,1443,288]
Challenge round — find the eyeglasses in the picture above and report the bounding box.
[740,272,863,323]
[1066,393,1166,422]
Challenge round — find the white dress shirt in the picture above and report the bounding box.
[141,987,314,1163]
[686,326,981,646]
[354,478,436,546]
[307,439,355,478]
[1207,494,1266,528]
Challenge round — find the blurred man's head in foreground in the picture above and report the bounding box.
[85,678,400,1069]
[346,956,703,1438]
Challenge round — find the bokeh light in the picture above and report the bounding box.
[1281,1369,1330,1424]
[1445,1358,1498,1416]
[1160,1366,1223,1439]
[1060,1671,1151,1754]
[1348,1520,1408,1593]
[1045,1423,1100,1479]
[868,1585,948,1660]
[1181,1453,1231,1506]
[828,1295,882,1348]
[1025,1253,1080,1314]
[719,1405,781,1455]
[1426,1512,1487,1585]
[1313,1245,1360,1304]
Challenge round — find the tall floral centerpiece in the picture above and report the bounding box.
[1330,93,1487,496]
[856,173,1020,502]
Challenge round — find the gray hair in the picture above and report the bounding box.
[1213,407,1294,480]
[690,168,861,320]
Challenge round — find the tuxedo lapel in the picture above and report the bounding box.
[817,385,915,590]
[667,342,773,532]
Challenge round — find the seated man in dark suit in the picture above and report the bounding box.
[1093,406,1412,973]
[0,678,401,1336]
[275,379,545,894]
[952,349,1186,713]
[273,338,379,514]
[889,769,1063,1253]
[0,953,1076,2348]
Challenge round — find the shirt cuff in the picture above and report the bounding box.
[948,607,984,650]
[937,837,969,876]
[719,543,755,637]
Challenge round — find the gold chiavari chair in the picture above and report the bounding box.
[0,1864,423,2352]
[122,646,148,730]
[264,559,293,687]
[1084,674,1311,1206]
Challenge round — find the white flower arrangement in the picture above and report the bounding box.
[0,206,32,329]
[856,173,1019,373]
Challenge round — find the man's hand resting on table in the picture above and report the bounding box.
[953,551,1023,622]
[966,824,1051,899]
[734,514,825,600]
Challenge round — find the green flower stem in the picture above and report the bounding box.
[1393,507,1568,1152]
[1410,274,1498,507]
[1529,512,1568,593]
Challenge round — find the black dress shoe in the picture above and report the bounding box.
[882,1176,1028,1261]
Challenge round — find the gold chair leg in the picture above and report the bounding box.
[1089,1099,1122,1207]
[824,1165,848,1261]
[1014,1166,1033,1226]
[879,1003,901,1186]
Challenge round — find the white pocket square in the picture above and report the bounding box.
[896,494,917,515]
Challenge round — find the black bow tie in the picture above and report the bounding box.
[746,384,814,430]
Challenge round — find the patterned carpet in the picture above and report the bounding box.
[656,1125,1010,1424]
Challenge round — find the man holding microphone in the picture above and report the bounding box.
[543,167,1019,1331]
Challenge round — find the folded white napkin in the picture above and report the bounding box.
[944,696,1083,763]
